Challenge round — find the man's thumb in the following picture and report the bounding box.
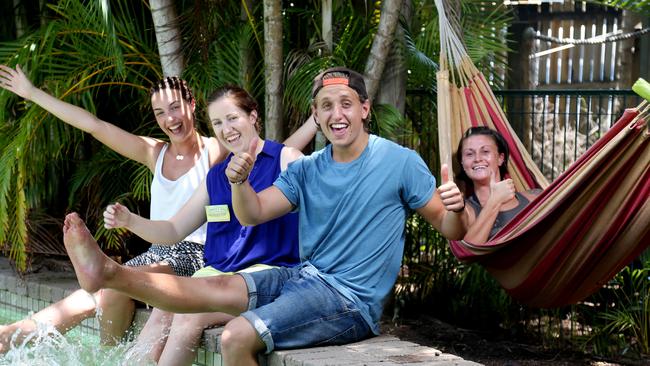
[441,164,450,184]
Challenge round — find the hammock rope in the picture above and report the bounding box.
[435,0,650,307]
[532,27,650,45]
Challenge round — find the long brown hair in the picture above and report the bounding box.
[455,126,510,194]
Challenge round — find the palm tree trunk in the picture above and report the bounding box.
[39,0,46,27]
[150,0,184,77]
[363,0,401,102]
[376,1,411,115]
[263,0,283,141]
[240,0,256,92]
[322,0,333,51]
[13,0,25,37]
[314,0,334,149]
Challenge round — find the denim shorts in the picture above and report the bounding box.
[239,263,372,353]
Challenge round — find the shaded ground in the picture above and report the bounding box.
[381,313,648,366]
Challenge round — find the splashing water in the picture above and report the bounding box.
[0,311,157,365]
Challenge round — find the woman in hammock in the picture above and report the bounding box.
[455,127,541,244]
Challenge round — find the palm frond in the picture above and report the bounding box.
[407,0,512,89]
[588,0,650,16]
[371,103,408,140]
[284,50,338,127]
[0,0,160,270]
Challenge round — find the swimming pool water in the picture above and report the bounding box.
[0,292,219,365]
[0,306,157,366]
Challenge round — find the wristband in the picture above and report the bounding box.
[231,176,248,185]
[452,201,465,213]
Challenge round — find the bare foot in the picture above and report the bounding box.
[0,324,20,353]
[0,320,38,353]
[62,212,115,293]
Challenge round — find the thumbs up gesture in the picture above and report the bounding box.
[488,169,515,206]
[437,164,465,213]
[226,138,259,185]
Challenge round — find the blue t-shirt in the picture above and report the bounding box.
[274,135,436,334]
[204,140,300,272]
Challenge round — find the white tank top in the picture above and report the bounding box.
[150,138,210,245]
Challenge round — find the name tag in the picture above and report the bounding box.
[205,205,230,222]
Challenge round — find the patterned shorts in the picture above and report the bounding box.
[124,241,204,277]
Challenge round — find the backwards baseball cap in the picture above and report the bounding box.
[311,66,368,101]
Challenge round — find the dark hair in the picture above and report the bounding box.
[149,76,194,103]
[455,126,509,191]
[207,85,261,132]
[311,67,371,131]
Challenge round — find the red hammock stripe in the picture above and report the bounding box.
[472,73,543,189]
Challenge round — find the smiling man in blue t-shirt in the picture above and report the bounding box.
[222,66,468,362]
[62,67,468,366]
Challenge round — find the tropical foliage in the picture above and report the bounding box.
[1,0,647,363]
[590,0,650,16]
[0,0,162,268]
[579,251,650,357]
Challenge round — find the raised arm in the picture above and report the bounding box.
[227,139,293,226]
[103,179,210,244]
[416,164,467,240]
[282,115,318,151]
[463,170,515,244]
[0,65,159,169]
[464,184,540,244]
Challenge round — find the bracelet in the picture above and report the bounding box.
[452,201,465,213]
[231,176,248,185]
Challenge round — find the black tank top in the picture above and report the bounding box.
[466,192,530,239]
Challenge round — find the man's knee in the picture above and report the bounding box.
[201,274,250,314]
[220,317,264,355]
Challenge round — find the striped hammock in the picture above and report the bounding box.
[435,0,650,307]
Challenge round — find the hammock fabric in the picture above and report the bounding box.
[435,0,650,307]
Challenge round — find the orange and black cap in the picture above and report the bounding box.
[311,67,368,101]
